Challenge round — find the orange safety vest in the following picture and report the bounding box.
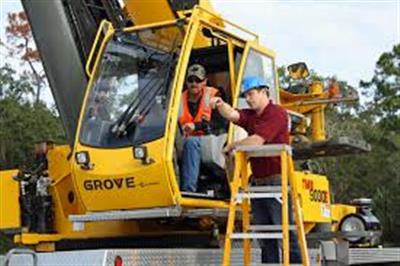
[179,86,219,136]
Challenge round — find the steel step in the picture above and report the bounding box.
[69,206,182,231]
[235,192,282,202]
[181,191,214,199]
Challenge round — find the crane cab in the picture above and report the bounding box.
[72,7,279,213]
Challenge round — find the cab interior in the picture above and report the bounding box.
[176,38,244,200]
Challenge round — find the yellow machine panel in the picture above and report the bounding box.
[0,170,20,230]
[294,171,331,223]
[124,1,179,26]
[73,139,176,211]
[47,145,72,183]
[124,0,217,26]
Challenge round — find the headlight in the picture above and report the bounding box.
[133,146,153,165]
[133,146,147,160]
[75,151,89,164]
[75,151,94,169]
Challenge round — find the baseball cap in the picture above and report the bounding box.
[187,64,206,80]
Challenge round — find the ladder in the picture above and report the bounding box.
[222,144,310,266]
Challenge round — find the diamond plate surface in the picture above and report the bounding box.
[104,248,261,266]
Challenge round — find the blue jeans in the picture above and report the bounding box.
[251,178,302,263]
[180,137,201,192]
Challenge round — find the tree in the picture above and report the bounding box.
[358,44,400,243]
[0,65,65,170]
[360,44,400,132]
[2,11,46,104]
[0,64,33,101]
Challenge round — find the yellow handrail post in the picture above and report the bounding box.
[222,152,243,266]
[288,157,310,266]
[281,151,290,266]
[240,153,251,266]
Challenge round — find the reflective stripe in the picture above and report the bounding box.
[178,98,183,118]
[204,87,212,107]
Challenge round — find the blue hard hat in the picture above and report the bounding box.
[241,76,268,96]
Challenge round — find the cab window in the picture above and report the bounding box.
[241,49,277,103]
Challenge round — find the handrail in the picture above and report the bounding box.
[194,6,259,40]
[85,20,112,77]
[4,248,37,266]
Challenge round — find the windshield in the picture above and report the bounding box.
[80,25,183,148]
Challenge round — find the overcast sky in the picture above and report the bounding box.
[1,0,399,89]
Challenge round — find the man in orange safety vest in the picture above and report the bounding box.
[178,64,219,192]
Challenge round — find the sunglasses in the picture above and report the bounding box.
[187,76,204,83]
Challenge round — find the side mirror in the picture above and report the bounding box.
[287,62,310,80]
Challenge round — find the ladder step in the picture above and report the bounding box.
[249,225,296,231]
[235,144,292,157]
[248,186,283,193]
[230,233,283,239]
[235,192,282,201]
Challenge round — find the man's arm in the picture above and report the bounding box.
[210,97,240,123]
[234,134,265,146]
[223,134,265,154]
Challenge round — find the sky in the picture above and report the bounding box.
[213,0,399,87]
[0,0,399,94]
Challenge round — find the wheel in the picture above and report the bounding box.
[339,214,366,243]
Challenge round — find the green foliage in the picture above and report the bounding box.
[0,65,65,169]
[0,65,33,101]
[0,99,65,169]
[0,232,15,254]
[356,45,400,243]
[360,44,400,132]
[321,109,400,243]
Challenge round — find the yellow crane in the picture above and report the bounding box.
[0,1,383,264]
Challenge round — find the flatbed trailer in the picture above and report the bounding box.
[2,247,399,265]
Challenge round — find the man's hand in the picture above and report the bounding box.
[209,96,240,123]
[210,96,223,109]
[223,142,236,156]
[182,123,195,134]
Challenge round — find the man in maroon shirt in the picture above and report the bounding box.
[210,76,301,263]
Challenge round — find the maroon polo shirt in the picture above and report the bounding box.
[235,102,289,178]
